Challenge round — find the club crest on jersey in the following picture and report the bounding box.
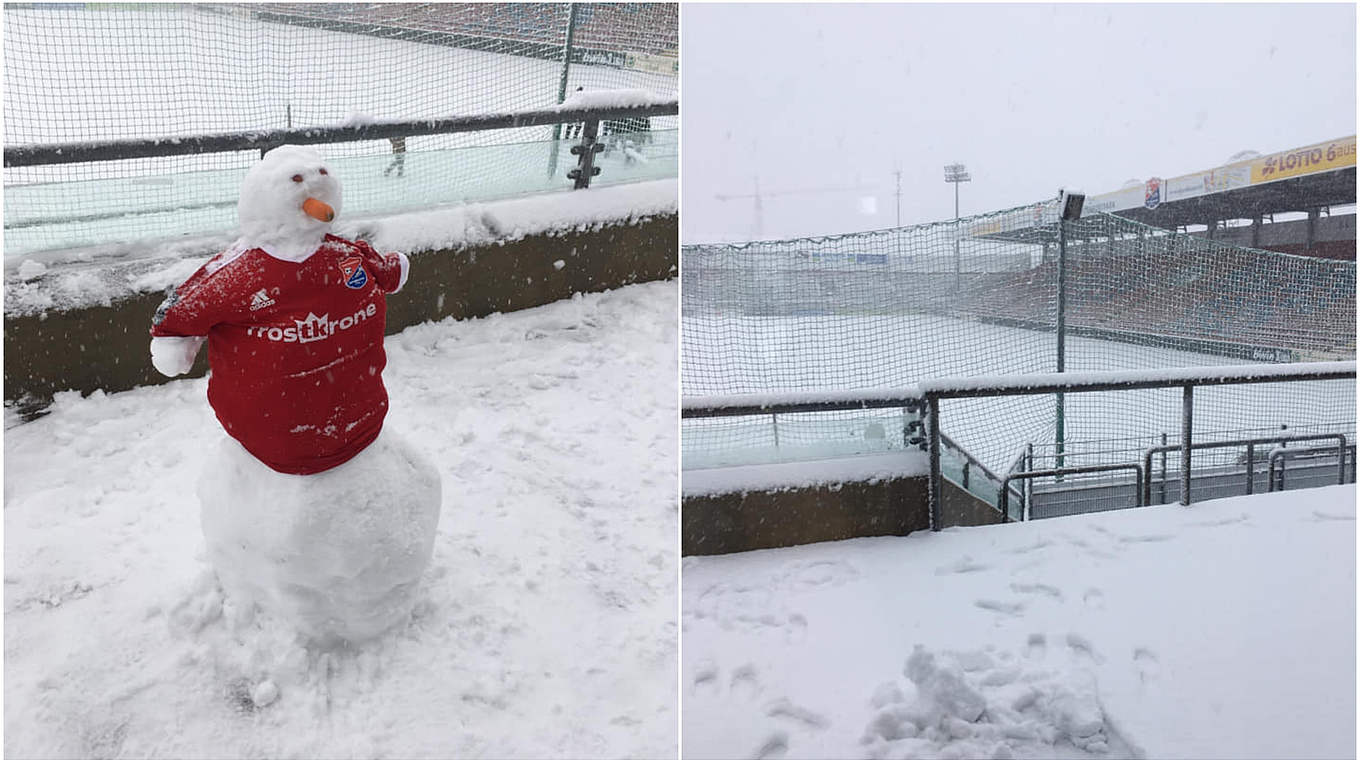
[339,257,368,289]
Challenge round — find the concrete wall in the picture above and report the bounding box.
[681,473,1006,556]
[4,213,677,414]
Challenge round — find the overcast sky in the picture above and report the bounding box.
[681,3,1357,243]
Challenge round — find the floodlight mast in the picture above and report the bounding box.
[944,163,971,290]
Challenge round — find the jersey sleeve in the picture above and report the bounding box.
[353,239,410,294]
[149,251,248,337]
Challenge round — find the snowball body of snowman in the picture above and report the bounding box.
[150,145,441,643]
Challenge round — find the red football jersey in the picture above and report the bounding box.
[152,234,407,475]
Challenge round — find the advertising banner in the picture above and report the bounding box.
[1250,136,1356,185]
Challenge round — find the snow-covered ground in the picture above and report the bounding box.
[682,485,1356,759]
[4,280,678,758]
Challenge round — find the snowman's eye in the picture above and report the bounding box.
[318,168,328,176]
[291,174,303,183]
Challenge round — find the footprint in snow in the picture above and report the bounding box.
[1187,512,1250,528]
[1025,633,1047,660]
[692,662,720,695]
[975,599,1025,617]
[765,698,829,730]
[935,556,990,575]
[752,731,789,760]
[1133,647,1161,684]
[1009,582,1063,601]
[1118,533,1175,544]
[1082,588,1105,610]
[730,664,762,701]
[1310,510,1355,522]
[1065,632,1102,663]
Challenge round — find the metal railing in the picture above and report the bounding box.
[683,360,1356,532]
[1141,433,1348,505]
[1269,443,1355,492]
[1001,463,1144,522]
[3,101,680,175]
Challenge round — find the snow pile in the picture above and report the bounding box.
[863,643,1124,759]
[682,486,1356,759]
[561,87,675,110]
[200,431,441,643]
[5,281,678,758]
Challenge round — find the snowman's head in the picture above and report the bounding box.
[237,145,343,261]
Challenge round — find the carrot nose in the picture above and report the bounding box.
[302,197,334,222]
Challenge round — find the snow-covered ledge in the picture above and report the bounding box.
[5,180,677,413]
[682,451,1002,556]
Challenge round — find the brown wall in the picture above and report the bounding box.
[5,214,677,415]
[681,474,1006,556]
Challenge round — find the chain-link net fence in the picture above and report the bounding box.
[682,203,1356,492]
[4,2,678,257]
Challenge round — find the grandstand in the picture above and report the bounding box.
[1086,135,1356,260]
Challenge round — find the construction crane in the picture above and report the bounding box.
[714,176,886,239]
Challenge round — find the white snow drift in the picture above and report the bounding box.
[683,485,1356,759]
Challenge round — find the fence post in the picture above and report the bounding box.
[548,3,580,177]
[1245,442,1255,495]
[1181,384,1193,506]
[928,396,941,532]
[1159,431,1168,504]
[1055,213,1067,473]
[1024,442,1033,517]
[567,119,603,189]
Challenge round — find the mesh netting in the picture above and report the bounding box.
[3,2,677,257]
[681,203,1356,475]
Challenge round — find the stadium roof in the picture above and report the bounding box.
[980,136,1356,243]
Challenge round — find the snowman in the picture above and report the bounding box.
[150,145,441,644]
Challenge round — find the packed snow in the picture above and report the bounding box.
[682,485,1356,759]
[5,280,678,758]
[200,431,442,644]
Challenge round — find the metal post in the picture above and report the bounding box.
[1159,431,1168,504]
[1055,215,1067,472]
[286,104,292,129]
[895,169,902,228]
[927,396,941,532]
[548,3,580,177]
[771,413,780,449]
[1024,442,1034,517]
[567,119,602,189]
[1245,442,1255,495]
[1181,384,1193,506]
[954,181,961,292]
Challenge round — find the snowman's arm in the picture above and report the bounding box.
[353,240,409,294]
[148,254,245,375]
[150,335,206,377]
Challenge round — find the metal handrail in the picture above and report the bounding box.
[4,101,681,167]
[940,431,1006,492]
[1267,442,1354,492]
[1000,463,1144,522]
[1142,433,1347,505]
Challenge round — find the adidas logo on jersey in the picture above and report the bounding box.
[249,289,276,311]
